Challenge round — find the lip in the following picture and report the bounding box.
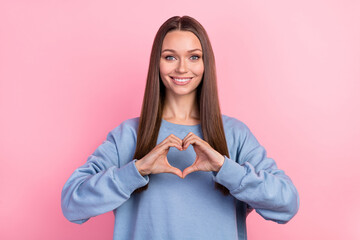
[170,76,193,86]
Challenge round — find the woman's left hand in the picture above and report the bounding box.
[182,132,225,178]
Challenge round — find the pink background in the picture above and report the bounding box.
[1,1,359,239]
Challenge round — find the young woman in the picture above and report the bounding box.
[61,15,299,240]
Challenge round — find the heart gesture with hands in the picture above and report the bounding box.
[135,134,184,178]
[135,132,225,178]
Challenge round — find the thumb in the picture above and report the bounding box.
[165,165,183,179]
[182,164,198,178]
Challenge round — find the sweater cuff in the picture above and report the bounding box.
[114,159,149,195]
[213,156,247,192]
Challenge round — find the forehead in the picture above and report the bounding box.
[161,30,202,51]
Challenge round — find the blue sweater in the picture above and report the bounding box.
[61,114,299,240]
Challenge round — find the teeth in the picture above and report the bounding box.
[173,78,191,82]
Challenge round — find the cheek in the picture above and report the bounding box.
[192,63,204,76]
[159,61,172,75]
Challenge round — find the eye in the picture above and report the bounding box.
[190,55,200,60]
[164,55,176,60]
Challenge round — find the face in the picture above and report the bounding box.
[159,30,204,98]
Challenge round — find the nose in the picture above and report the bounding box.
[175,58,188,73]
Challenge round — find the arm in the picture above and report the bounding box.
[214,123,299,224]
[61,122,149,224]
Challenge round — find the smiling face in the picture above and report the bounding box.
[159,30,204,99]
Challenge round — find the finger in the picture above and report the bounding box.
[170,133,183,144]
[182,164,198,178]
[183,137,202,150]
[182,132,195,145]
[166,134,183,150]
[163,141,183,151]
[161,134,182,146]
[170,134,183,145]
[158,137,182,151]
[182,133,195,150]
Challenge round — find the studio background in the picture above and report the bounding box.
[1,0,359,239]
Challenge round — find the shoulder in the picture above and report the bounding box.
[221,114,262,149]
[108,116,140,141]
[221,114,259,147]
[221,114,251,134]
[221,114,262,160]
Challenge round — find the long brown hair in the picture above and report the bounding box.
[133,15,230,195]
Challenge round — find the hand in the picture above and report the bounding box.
[135,134,183,178]
[182,132,225,178]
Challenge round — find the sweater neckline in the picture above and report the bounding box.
[161,118,201,131]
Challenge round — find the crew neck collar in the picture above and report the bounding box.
[161,118,201,131]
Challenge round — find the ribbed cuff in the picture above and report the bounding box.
[213,156,247,192]
[114,160,149,194]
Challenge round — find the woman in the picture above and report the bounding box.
[61,15,299,240]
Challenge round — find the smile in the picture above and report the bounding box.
[170,77,193,85]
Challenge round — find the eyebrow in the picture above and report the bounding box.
[161,48,202,53]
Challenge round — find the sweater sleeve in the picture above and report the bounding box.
[61,122,149,224]
[213,122,299,224]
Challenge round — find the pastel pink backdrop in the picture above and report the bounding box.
[1,1,359,239]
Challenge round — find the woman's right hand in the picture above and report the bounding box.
[134,134,184,178]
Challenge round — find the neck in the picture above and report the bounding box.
[162,92,199,123]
